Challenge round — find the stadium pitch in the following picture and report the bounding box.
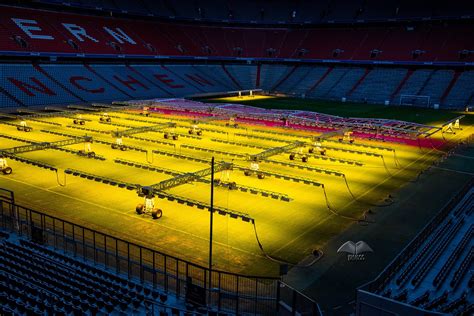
[0,98,471,277]
[206,95,474,126]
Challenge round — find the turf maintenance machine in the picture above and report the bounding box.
[111,136,126,151]
[17,119,32,132]
[247,141,307,170]
[77,135,96,158]
[339,130,354,143]
[188,123,203,136]
[213,163,238,189]
[187,114,230,136]
[0,113,33,132]
[289,147,309,162]
[244,158,265,179]
[308,140,326,155]
[136,186,162,219]
[33,107,93,126]
[140,106,150,117]
[73,114,86,125]
[0,156,12,175]
[136,161,233,218]
[65,106,98,125]
[110,129,130,151]
[163,126,179,140]
[309,128,354,153]
[99,112,111,122]
[225,116,238,128]
[304,129,354,157]
[110,122,177,150]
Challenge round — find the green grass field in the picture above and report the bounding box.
[203,96,474,126]
[0,99,471,277]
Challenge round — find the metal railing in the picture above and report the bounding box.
[0,197,320,315]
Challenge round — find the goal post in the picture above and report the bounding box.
[399,95,431,108]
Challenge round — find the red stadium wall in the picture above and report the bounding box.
[0,63,235,108]
[0,5,473,63]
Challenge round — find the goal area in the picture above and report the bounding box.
[399,95,431,107]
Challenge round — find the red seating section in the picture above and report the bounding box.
[0,5,473,62]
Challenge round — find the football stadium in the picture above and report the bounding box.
[0,1,473,315]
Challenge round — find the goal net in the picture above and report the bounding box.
[399,95,431,107]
